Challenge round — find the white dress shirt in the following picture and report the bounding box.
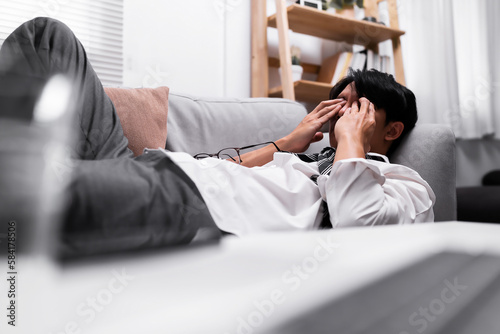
[163,151,435,236]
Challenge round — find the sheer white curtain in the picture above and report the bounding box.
[0,0,123,86]
[399,0,500,139]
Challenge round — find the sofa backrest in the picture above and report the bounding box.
[166,92,307,155]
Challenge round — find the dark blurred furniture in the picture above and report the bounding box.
[457,170,500,223]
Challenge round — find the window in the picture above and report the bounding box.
[0,0,123,86]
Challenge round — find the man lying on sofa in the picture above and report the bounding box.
[0,18,434,257]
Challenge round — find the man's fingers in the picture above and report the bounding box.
[313,99,346,116]
[350,100,358,114]
[311,132,324,143]
[359,97,370,113]
[319,98,346,107]
[368,102,375,115]
[318,103,344,122]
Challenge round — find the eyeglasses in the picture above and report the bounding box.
[193,141,282,164]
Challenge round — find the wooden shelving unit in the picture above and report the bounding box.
[268,5,404,47]
[251,0,406,105]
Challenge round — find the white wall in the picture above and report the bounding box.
[123,0,250,98]
[122,0,341,98]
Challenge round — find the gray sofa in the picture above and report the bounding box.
[166,91,457,222]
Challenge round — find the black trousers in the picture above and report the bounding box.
[0,18,220,258]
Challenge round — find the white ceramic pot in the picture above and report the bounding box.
[279,65,304,82]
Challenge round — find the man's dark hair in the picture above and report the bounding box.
[329,69,418,156]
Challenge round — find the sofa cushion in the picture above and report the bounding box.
[105,87,169,156]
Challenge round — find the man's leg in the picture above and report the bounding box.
[61,150,221,258]
[0,17,132,254]
[0,17,132,160]
[0,18,221,257]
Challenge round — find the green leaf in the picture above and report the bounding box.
[322,0,328,10]
[329,0,344,9]
[329,0,363,9]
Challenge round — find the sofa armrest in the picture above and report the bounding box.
[391,124,456,222]
[165,92,307,155]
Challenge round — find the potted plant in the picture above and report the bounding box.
[290,45,303,81]
[322,0,363,17]
[278,45,304,82]
[324,0,364,9]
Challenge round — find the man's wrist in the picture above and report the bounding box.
[337,133,367,149]
[276,137,295,153]
[334,136,366,162]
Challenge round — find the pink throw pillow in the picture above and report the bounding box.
[104,87,169,156]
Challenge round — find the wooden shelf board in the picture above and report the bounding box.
[268,57,321,74]
[269,80,333,103]
[268,4,404,46]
